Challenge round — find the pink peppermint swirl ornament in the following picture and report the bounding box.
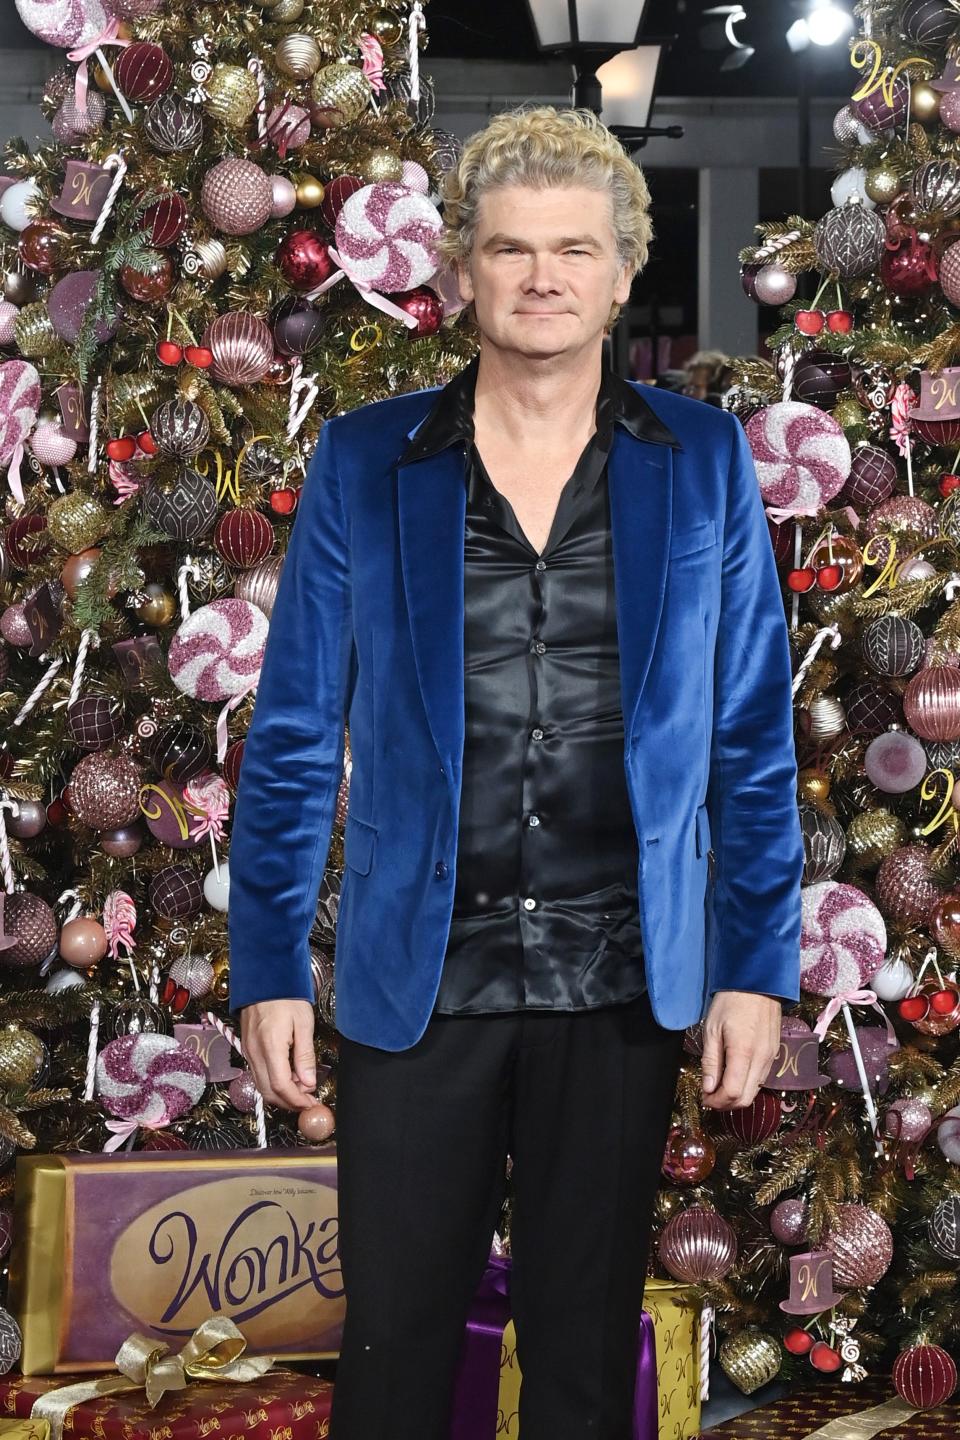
[15,0,109,47]
[95,1032,206,1124]
[800,880,887,998]
[334,181,442,291]
[744,401,851,524]
[167,597,266,702]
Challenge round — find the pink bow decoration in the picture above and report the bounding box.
[812,987,898,1046]
[103,889,137,961]
[183,774,231,843]
[763,499,822,527]
[216,675,259,764]
[66,18,129,118]
[305,245,424,328]
[6,438,26,506]
[102,1112,171,1153]
[358,33,386,92]
[108,459,144,504]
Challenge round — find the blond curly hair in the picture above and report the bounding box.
[436,104,653,332]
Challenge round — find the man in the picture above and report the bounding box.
[228,105,803,1440]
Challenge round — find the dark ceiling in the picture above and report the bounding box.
[0,1,858,100]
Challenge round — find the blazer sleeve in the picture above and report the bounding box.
[226,417,352,1011]
[705,413,804,1005]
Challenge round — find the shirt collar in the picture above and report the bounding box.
[398,352,682,465]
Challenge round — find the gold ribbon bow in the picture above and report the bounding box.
[29,1318,276,1440]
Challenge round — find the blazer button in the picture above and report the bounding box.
[435,861,448,880]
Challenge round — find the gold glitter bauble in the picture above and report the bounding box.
[910,82,941,124]
[295,175,325,208]
[275,33,322,80]
[864,162,902,204]
[204,64,260,127]
[832,393,867,429]
[358,146,404,183]
[369,7,404,46]
[47,492,113,553]
[132,582,177,626]
[0,1022,46,1089]
[718,1330,781,1395]
[110,371,162,428]
[847,808,907,868]
[798,768,831,805]
[13,300,57,358]
[309,62,373,127]
[182,237,228,281]
[271,0,304,17]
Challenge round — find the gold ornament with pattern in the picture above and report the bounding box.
[831,393,868,430]
[204,64,260,127]
[864,162,901,204]
[109,371,162,428]
[310,62,373,126]
[270,0,304,17]
[275,33,322,79]
[0,1023,46,1089]
[13,301,57,358]
[798,767,831,805]
[718,1329,782,1395]
[847,807,907,867]
[47,492,113,553]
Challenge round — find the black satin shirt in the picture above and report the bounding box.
[398,354,682,1015]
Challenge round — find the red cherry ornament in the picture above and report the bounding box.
[784,1327,815,1356]
[826,309,853,333]
[137,430,157,455]
[795,310,825,335]
[815,563,843,591]
[106,436,137,462]
[269,488,298,516]
[156,339,182,366]
[787,567,817,593]
[184,345,213,368]
[809,1342,842,1373]
[940,473,960,498]
[898,995,928,1021]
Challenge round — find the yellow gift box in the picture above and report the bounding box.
[642,1278,703,1440]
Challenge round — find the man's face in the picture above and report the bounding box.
[455,183,633,359]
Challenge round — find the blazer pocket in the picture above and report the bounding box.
[343,814,378,875]
[670,519,718,558]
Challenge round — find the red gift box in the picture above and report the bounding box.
[0,1368,333,1440]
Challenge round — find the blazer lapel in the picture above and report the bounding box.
[397,418,676,774]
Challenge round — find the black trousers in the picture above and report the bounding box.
[328,989,686,1440]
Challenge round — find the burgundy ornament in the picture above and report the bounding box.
[852,73,909,132]
[18,219,68,275]
[140,777,205,849]
[140,193,187,248]
[149,864,204,920]
[714,1090,782,1144]
[880,230,939,299]
[222,738,244,791]
[319,173,365,228]
[115,43,174,103]
[276,230,336,292]
[119,249,174,303]
[66,695,125,751]
[213,509,275,569]
[386,284,444,337]
[150,722,212,785]
[5,514,49,568]
[793,350,852,409]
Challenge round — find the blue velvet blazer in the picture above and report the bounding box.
[226,375,804,1051]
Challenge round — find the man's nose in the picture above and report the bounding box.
[523,256,562,290]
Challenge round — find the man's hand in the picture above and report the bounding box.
[239,999,318,1111]
[700,991,782,1109]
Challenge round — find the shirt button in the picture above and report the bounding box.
[523,896,537,911]
[435,861,448,880]
[531,639,546,655]
[535,559,546,571]
[528,814,540,827]
[531,727,544,741]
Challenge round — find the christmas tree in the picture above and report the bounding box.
[0,0,477,1184]
[654,0,960,1409]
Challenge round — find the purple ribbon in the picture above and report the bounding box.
[449,1253,658,1440]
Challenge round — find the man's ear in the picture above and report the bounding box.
[456,254,474,303]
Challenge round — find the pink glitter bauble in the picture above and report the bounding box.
[201,158,273,237]
[202,311,274,388]
[941,238,960,305]
[770,1197,808,1245]
[799,880,887,997]
[875,843,946,926]
[0,301,18,345]
[69,751,142,830]
[0,359,41,468]
[658,1204,738,1283]
[744,401,851,514]
[822,1202,893,1287]
[228,1070,259,1113]
[0,604,33,648]
[334,180,442,291]
[95,1032,207,1125]
[270,175,297,219]
[401,160,430,194]
[14,0,108,48]
[28,418,76,467]
[882,1097,933,1143]
[167,597,267,701]
[940,90,960,135]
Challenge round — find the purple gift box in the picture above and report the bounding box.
[449,1251,658,1440]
